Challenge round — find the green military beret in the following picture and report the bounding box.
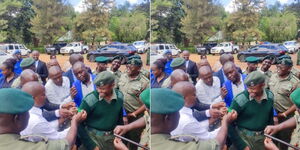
[94,71,115,86]
[127,58,142,66]
[0,88,34,114]
[244,71,265,87]
[128,54,141,60]
[95,56,109,63]
[278,55,291,60]
[151,88,184,114]
[20,57,35,68]
[277,58,293,67]
[262,55,274,61]
[170,57,185,68]
[290,88,300,108]
[112,55,123,61]
[245,56,260,63]
[140,88,150,109]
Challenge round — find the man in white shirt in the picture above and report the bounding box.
[45,66,75,105]
[196,66,227,105]
[21,81,75,141]
[171,81,226,141]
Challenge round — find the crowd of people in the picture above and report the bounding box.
[0,49,150,150]
[150,50,300,150]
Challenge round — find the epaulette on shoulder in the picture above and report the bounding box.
[265,89,274,100]
[84,92,98,108]
[234,91,249,107]
[169,135,199,143]
[20,135,48,143]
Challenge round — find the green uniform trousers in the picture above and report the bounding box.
[229,128,265,150]
[79,129,114,150]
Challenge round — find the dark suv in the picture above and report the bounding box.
[45,42,67,54]
[196,42,218,54]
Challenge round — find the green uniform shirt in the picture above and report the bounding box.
[290,111,300,150]
[118,73,149,112]
[292,67,300,79]
[0,134,69,150]
[228,89,274,150]
[269,73,300,112]
[107,68,122,88]
[78,89,124,150]
[151,134,219,150]
[138,111,150,150]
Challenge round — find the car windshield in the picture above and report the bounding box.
[19,45,25,49]
[285,42,295,46]
[217,43,224,47]
[134,42,144,45]
[128,46,137,50]
[67,43,74,47]
[278,45,288,50]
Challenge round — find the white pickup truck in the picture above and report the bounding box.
[60,42,89,54]
[210,42,239,54]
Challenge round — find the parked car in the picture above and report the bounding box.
[0,43,31,56]
[60,42,89,54]
[237,44,287,62]
[0,51,12,64]
[210,42,239,54]
[45,42,67,54]
[86,44,137,63]
[151,43,181,56]
[283,41,300,54]
[133,41,149,54]
[196,42,217,55]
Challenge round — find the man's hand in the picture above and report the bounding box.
[72,110,87,124]
[243,146,250,150]
[212,102,226,109]
[209,109,223,119]
[221,87,228,99]
[222,110,237,124]
[114,125,129,135]
[264,138,279,150]
[62,102,76,109]
[114,138,129,150]
[264,125,279,135]
[70,86,77,99]
[59,109,74,118]
[127,113,136,118]
[277,112,286,119]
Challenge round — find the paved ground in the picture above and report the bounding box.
[38,52,300,73]
[39,53,150,72]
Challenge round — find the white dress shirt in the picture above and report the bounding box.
[171,106,220,141]
[21,106,69,141]
[195,76,223,105]
[81,74,94,97]
[45,76,72,105]
[231,75,245,97]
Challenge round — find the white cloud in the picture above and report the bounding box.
[278,0,289,4]
[225,0,237,13]
[74,0,86,13]
[127,0,138,4]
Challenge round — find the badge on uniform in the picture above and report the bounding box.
[20,135,48,143]
[169,134,199,143]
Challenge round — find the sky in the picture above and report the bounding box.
[68,0,294,13]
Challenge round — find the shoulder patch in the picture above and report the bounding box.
[20,135,48,143]
[169,134,199,143]
[84,92,98,108]
[265,90,274,100]
[234,92,249,107]
[115,89,124,101]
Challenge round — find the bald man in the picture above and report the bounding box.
[182,50,198,84]
[72,62,96,106]
[213,54,242,86]
[63,54,91,87]
[171,81,237,145]
[45,66,74,105]
[223,62,247,107]
[19,69,39,88]
[32,50,48,84]
[169,69,189,88]
[196,66,226,105]
[197,59,211,69]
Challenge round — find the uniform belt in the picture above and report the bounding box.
[86,127,113,136]
[238,127,264,136]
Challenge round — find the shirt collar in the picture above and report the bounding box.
[29,106,42,116]
[249,89,268,101]
[99,89,117,102]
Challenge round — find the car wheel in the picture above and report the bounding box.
[233,49,238,54]
[238,55,245,62]
[70,50,74,55]
[89,55,95,62]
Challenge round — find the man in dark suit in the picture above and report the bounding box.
[182,50,199,84]
[32,50,48,84]
[213,53,242,86]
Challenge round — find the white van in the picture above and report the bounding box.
[151,43,181,56]
[0,43,31,56]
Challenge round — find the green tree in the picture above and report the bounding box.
[180,0,220,45]
[0,0,22,42]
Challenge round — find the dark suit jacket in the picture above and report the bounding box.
[191,99,211,122]
[213,67,243,87]
[36,60,48,84]
[42,99,60,122]
[186,60,199,84]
